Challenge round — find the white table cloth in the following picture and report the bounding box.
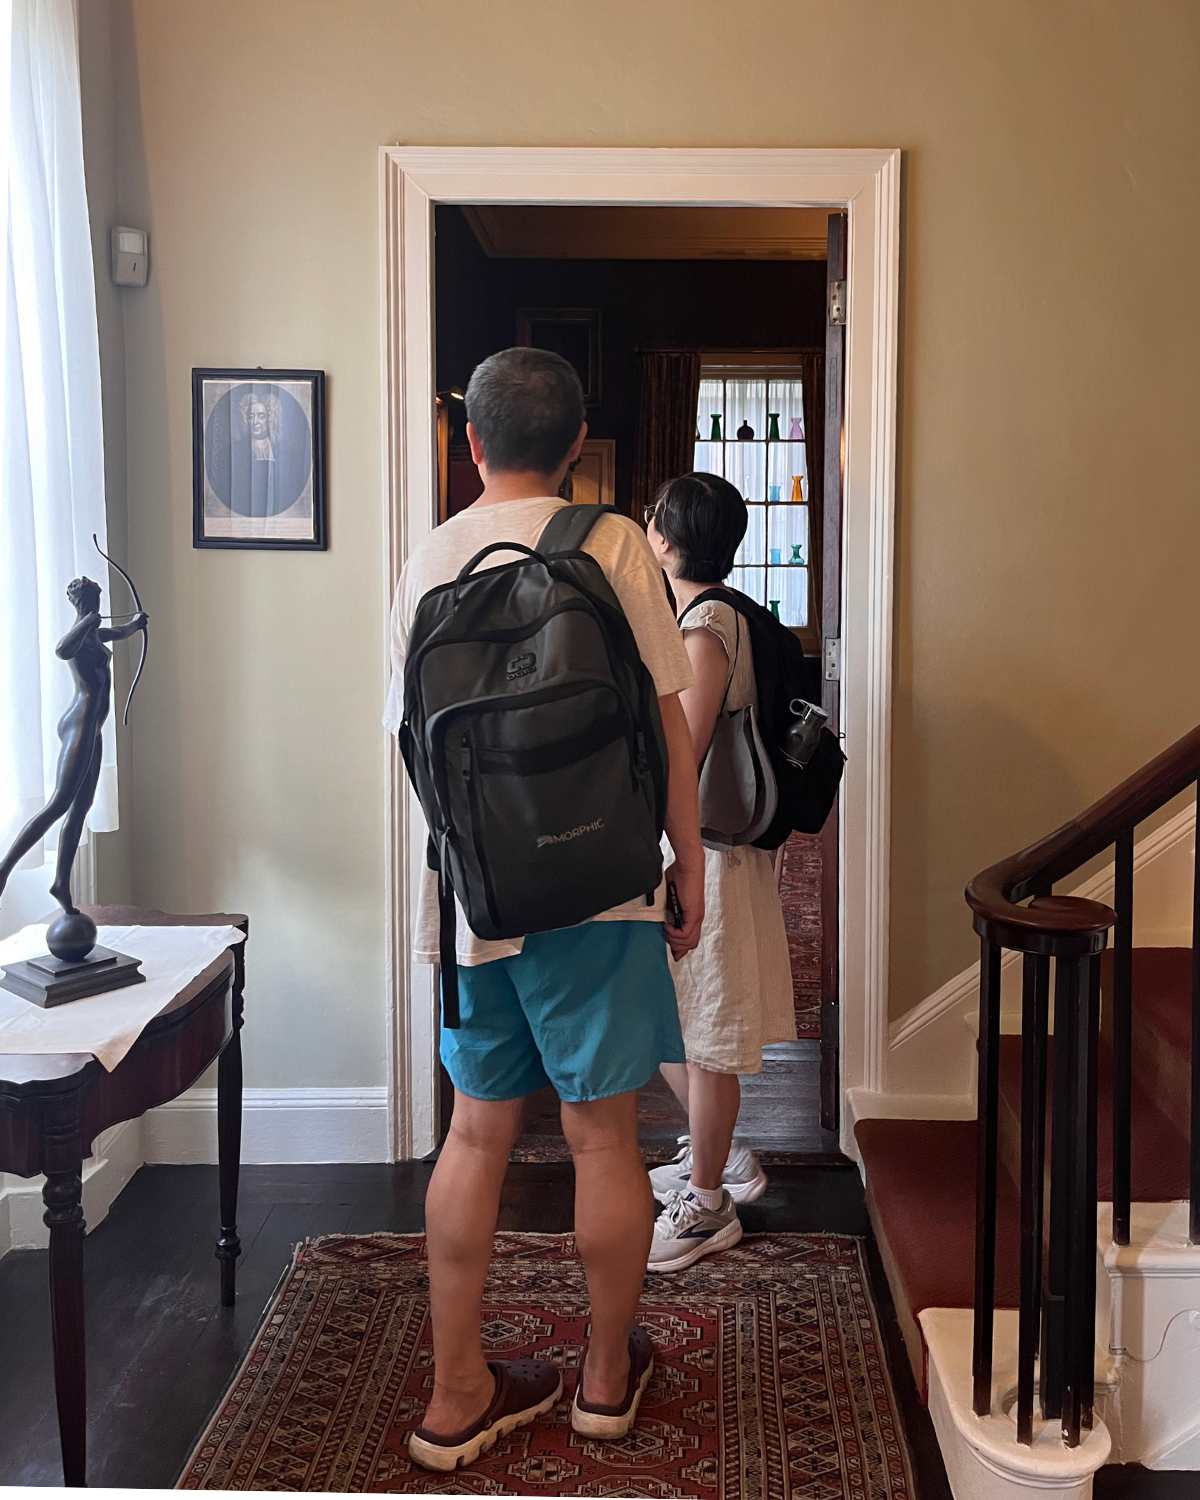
[0,923,245,1070]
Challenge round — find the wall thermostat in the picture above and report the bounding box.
[111,226,148,287]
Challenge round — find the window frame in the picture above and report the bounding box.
[694,352,819,655]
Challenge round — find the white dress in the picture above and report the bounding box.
[671,599,797,1074]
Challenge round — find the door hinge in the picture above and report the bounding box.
[824,637,841,681]
[828,280,846,326]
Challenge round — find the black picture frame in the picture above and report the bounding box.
[515,309,602,406]
[192,368,327,550]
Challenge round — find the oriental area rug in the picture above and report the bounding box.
[177,1232,913,1499]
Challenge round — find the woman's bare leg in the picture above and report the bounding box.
[423,1091,526,1435]
[659,1061,689,1113]
[561,1090,653,1405]
[686,1066,741,1191]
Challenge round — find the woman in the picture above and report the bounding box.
[644,473,796,1272]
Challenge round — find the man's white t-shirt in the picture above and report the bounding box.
[382,497,693,967]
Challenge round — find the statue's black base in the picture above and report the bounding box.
[0,946,145,1007]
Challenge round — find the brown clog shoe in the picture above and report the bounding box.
[570,1325,654,1438]
[409,1358,562,1471]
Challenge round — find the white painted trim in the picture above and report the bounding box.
[379,145,903,1160]
[0,1088,393,1260]
[885,801,1196,1097]
[141,1086,392,1165]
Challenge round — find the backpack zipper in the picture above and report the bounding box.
[459,735,502,930]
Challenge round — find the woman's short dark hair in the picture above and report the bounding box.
[652,472,747,583]
[464,347,585,475]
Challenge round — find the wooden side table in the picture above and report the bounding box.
[0,906,247,1487]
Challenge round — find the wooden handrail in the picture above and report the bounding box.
[966,723,1200,954]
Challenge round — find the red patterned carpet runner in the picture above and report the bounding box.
[779,833,822,1039]
[179,1232,913,1498]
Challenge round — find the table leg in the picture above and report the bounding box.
[215,950,244,1306]
[42,1114,86,1486]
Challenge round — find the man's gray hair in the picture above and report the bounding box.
[464,347,584,475]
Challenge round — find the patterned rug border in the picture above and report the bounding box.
[178,1231,915,1498]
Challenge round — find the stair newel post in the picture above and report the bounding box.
[972,936,1003,1417]
[1042,954,1074,1422]
[1016,952,1050,1444]
[1191,783,1200,1246]
[1112,831,1134,1247]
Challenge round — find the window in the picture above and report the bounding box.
[693,368,812,631]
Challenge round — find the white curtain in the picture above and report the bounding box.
[0,0,115,871]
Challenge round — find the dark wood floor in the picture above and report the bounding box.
[0,1162,1185,1497]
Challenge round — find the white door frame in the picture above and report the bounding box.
[379,147,900,1159]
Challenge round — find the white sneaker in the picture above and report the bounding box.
[647,1136,768,1206]
[647,1189,743,1272]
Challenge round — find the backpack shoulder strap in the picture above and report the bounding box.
[538,503,610,555]
[676,587,732,625]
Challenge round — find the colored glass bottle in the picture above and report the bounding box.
[736,419,754,440]
[789,416,805,441]
[769,600,781,621]
[709,414,722,441]
[791,474,803,503]
[790,543,804,565]
[768,483,781,503]
[766,413,781,442]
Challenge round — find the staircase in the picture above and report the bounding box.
[857,727,1200,1497]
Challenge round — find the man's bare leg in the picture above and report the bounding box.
[423,1091,525,1435]
[684,1066,741,1191]
[560,1090,653,1406]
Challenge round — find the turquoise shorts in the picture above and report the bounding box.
[441,921,686,1104]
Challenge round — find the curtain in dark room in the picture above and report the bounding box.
[799,349,826,632]
[631,351,702,525]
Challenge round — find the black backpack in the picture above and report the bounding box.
[399,505,669,1027]
[679,588,845,849]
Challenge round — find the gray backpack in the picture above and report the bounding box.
[398,505,669,1027]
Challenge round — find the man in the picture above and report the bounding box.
[383,347,705,1470]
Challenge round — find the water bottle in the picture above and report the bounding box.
[782,698,828,769]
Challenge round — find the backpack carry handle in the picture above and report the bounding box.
[456,541,543,588]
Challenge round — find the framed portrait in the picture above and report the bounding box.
[192,368,327,549]
[515,308,601,406]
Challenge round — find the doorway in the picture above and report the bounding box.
[433,203,840,1159]
[379,148,900,1163]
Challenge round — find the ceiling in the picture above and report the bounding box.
[460,205,830,261]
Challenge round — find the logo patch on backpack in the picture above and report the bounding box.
[506,652,536,680]
[537,818,604,849]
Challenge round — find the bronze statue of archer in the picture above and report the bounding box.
[0,539,147,963]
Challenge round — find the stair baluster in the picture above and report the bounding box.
[971,938,1002,1417]
[1191,785,1200,1246]
[1016,953,1049,1443]
[1112,831,1134,1247]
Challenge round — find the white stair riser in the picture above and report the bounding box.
[1097,1202,1200,1469]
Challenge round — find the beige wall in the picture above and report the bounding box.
[81,0,1200,1087]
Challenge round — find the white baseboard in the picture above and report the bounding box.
[142,1086,392,1165]
[0,1118,144,1255]
[0,1087,393,1260]
[885,802,1196,1098]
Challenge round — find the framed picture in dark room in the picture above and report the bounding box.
[192,368,327,549]
[516,309,601,405]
